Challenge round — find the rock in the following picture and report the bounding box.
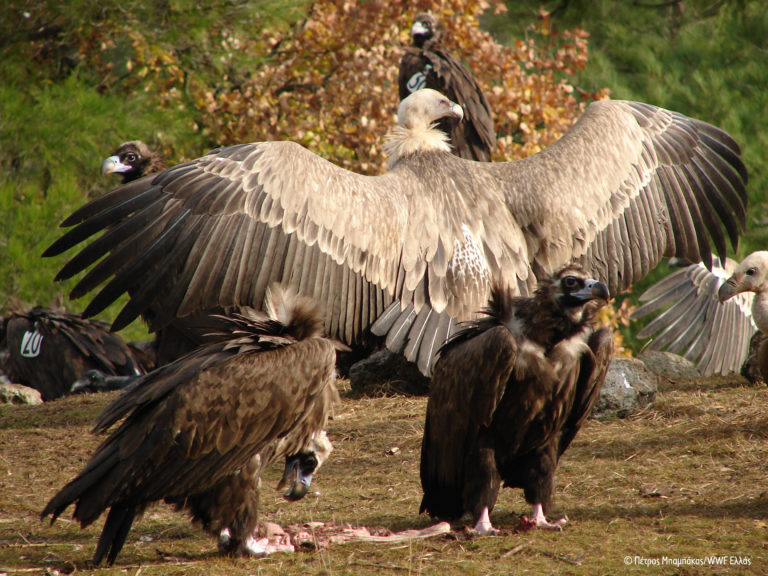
[0,380,43,405]
[349,350,430,395]
[637,350,701,380]
[592,357,658,419]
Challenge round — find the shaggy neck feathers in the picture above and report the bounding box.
[384,124,452,167]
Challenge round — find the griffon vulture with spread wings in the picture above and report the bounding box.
[44,88,748,375]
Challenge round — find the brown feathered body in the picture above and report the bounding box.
[420,265,613,532]
[399,13,495,161]
[0,307,144,400]
[41,288,339,565]
[44,90,747,377]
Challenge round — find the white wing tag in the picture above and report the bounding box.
[20,330,43,358]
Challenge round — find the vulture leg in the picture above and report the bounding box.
[524,503,567,531]
[473,506,497,535]
[464,427,501,535]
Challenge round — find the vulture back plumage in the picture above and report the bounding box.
[43,89,747,376]
[398,13,496,161]
[0,307,144,400]
[41,286,339,564]
[420,264,613,533]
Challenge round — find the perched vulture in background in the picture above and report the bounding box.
[631,257,756,375]
[44,88,748,376]
[41,286,340,565]
[102,140,166,184]
[398,13,496,161]
[718,251,768,382]
[0,307,144,401]
[420,264,613,533]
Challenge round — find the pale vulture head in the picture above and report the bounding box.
[385,89,464,165]
[397,88,463,130]
[718,251,768,302]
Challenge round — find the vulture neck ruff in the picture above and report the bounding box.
[384,123,452,167]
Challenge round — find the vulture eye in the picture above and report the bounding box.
[562,276,580,289]
[124,152,138,163]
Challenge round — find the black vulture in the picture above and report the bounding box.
[0,307,144,401]
[631,257,755,375]
[41,286,340,564]
[43,88,748,376]
[101,140,166,183]
[717,251,768,381]
[398,13,495,161]
[420,264,613,533]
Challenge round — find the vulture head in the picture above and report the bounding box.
[534,264,611,326]
[385,89,464,166]
[101,141,165,183]
[278,430,334,501]
[410,13,441,49]
[718,251,768,303]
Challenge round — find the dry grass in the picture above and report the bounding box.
[1,375,767,575]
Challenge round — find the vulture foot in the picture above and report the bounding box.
[469,507,499,536]
[520,504,567,531]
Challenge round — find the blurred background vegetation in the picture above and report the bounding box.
[1,0,765,352]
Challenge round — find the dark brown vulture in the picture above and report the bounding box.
[0,307,144,401]
[632,257,755,375]
[43,88,748,377]
[41,286,340,565]
[102,140,231,367]
[101,140,166,184]
[718,251,768,381]
[420,264,613,533]
[398,13,495,161]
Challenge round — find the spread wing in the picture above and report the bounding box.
[45,99,747,376]
[491,99,747,295]
[632,258,756,375]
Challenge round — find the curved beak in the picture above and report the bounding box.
[101,155,131,175]
[573,279,610,303]
[717,277,740,303]
[277,451,318,501]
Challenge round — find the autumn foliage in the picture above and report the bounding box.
[190,0,607,173]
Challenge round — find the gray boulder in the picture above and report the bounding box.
[593,357,659,419]
[0,378,43,405]
[637,350,702,380]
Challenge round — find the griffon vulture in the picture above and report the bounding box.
[43,88,748,376]
[632,257,755,375]
[399,13,495,160]
[718,251,768,381]
[102,140,166,184]
[41,286,340,565]
[0,307,144,401]
[420,264,612,533]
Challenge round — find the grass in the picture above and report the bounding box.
[1,375,767,575]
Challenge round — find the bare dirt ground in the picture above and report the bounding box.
[1,375,766,575]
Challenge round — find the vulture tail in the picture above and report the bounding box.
[93,504,137,565]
